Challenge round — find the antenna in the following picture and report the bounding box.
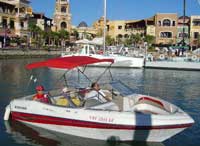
[182,0,186,46]
[103,0,107,53]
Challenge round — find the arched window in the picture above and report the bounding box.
[117,34,123,38]
[10,20,15,29]
[124,34,129,38]
[61,22,67,29]
[172,21,176,26]
[2,19,7,28]
[158,21,161,26]
[160,32,172,38]
[163,19,171,26]
[61,7,66,13]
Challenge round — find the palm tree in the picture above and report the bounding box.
[144,35,155,46]
[106,35,115,46]
[197,35,200,48]
[58,29,69,48]
[44,31,51,46]
[71,29,79,40]
[124,38,133,47]
[28,23,42,48]
[128,33,143,47]
[52,31,59,48]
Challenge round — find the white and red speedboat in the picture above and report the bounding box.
[4,56,194,142]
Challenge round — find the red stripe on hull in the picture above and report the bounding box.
[11,112,193,130]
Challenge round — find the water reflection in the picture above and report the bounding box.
[0,59,44,98]
[143,69,200,99]
[4,121,165,146]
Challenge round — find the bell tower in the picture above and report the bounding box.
[53,0,71,32]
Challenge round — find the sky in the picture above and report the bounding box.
[30,0,200,26]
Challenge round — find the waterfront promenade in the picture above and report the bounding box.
[0,48,62,59]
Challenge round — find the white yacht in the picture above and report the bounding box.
[62,42,144,68]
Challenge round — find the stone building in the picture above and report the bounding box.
[154,13,178,45]
[52,0,71,32]
[177,16,190,46]
[75,21,96,39]
[93,16,108,37]
[29,12,52,32]
[93,16,155,43]
[190,15,200,49]
[0,0,32,46]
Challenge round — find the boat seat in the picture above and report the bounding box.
[53,95,82,108]
[133,97,170,114]
[133,103,170,115]
[137,97,164,109]
[56,97,69,106]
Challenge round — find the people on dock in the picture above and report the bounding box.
[33,85,50,103]
[85,82,112,103]
[124,47,129,56]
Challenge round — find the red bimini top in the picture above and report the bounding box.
[26,56,114,70]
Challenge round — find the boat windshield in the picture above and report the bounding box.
[110,80,136,96]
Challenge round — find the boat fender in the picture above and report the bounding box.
[159,54,165,60]
[191,55,198,61]
[4,105,11,121]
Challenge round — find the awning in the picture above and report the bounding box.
[75,38,103,45]
[26,56,114,70]
[0,32,17,37]
[75,39,91,44]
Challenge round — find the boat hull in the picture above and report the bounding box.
[17,120,188,142]
[9,100,193,142]
[64,54,144,68]
[145,54,200,70]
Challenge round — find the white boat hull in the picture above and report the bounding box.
[20,120,187,142]
[64,54,144,68]
[6,94,194,142]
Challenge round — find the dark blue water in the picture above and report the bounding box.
[0,58,199,146]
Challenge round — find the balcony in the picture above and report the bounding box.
[15,13,29,18]
[0,28,16,37]
[0,9,15,16]
[192,19,200,26]
[0,2,16,16]
[60,0,69,4]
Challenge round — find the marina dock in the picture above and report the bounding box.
[0,49,61,59]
